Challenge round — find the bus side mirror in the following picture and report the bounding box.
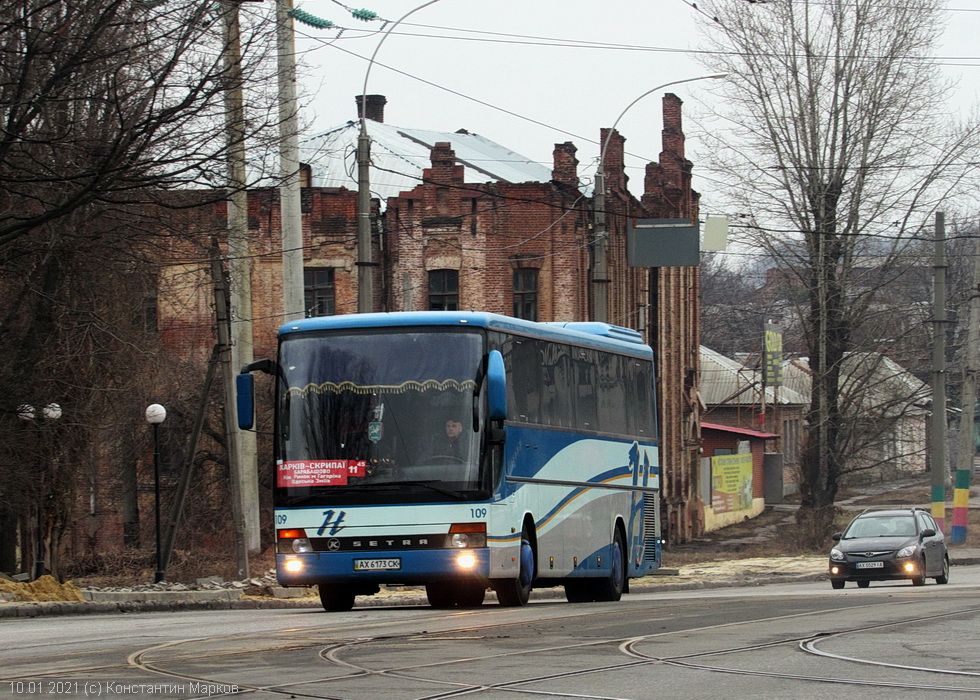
[236,373,255,430]
[487,350,507,421]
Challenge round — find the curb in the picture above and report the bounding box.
[0,572,828,619]
[3,559,976,619]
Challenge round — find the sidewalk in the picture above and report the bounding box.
[2,549,978,619]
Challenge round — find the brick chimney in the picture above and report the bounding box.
[552,142,579,187]
[355,94,387,123]
[600,128,627,192]
[661,93,685,174]
[642,94,697,218]
[424,142,464,187]
[660,92,686,182]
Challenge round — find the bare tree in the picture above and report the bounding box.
[695,0,980,541]
[0,0,282,576]
[0,0,280,249]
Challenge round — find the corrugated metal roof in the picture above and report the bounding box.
[301,120,563,205]
[700,346,807,406]
[785,353,930,415]
[702,421,778,439]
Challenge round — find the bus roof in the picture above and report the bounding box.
[278,312,653,359]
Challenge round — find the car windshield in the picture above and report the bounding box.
[274,328,488,505]
[843,515,916,539]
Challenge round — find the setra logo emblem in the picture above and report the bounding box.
[326,538,341,551]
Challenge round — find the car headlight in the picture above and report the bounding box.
[897,545,917,558]
[830,548,845,561]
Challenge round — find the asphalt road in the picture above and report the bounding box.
[2,566,979,700]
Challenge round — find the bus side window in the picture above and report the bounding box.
[511,338,542,424]
[574,349,597,430]
[597,353,628,435]
[540,342,572,428]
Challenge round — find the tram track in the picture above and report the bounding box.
[4,596,979,698]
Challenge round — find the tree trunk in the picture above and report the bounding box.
[121,453,140,549]
[0,507,16,574]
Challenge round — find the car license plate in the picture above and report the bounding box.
[353,558,401,571]
[856,561,884,569]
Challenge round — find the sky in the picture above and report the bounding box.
[278,0,980,216]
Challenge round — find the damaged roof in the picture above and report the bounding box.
[301,120,561,205]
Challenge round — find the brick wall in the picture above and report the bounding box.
[137,92,707,549]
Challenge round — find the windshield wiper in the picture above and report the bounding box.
[355,480,468,500]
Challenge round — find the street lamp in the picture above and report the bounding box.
[18,402,62,580]
[356,0,442,313]
[145,403,167,583]
[592,73,728,322]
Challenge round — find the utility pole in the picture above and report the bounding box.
[951,230,979,544]
[160,346,220,571]
[591,168,608,322]
[930,212,948,532]
[277,0,305,321]
[357,100,374,313]
[223,1,260,553]
[211,241,250,580]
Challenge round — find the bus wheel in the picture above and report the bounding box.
[593,528,626,602]
[426,581,485,608]
[493,528,535,607]
[318,584,355,612]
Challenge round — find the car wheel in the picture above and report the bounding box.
[830,579,845,590]
[318,584,355,612]
[936,556,950,585]
[857,580,870,588]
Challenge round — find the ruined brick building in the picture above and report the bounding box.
[109,93,706,554]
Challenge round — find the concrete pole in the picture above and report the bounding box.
[951,230,979,544]
[223,3,260,554]
[930,212,948,532]
[592,170,608,322]
[357,117,373,312]
[277,0,305,322]
[211,242,249,580]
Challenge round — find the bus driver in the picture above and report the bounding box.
[431,418,465,461]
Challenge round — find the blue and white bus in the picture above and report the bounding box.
[237,311,661,611]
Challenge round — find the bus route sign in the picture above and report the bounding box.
[277,460,366,488]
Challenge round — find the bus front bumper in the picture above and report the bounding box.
[277,548,490,586]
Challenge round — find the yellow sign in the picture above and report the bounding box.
[711,453,753,513]
[763,322,783,387]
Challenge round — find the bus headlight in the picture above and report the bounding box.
[451,533,487,548]
[283,558,304,573]
[456,552,477,570]
[448,522,486,548]
[291,538,313,553]
[277,528,312,554]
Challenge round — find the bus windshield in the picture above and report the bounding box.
[276,329,487,505]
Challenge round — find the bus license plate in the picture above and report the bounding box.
[353,558,401,571]
[856,561,883,569]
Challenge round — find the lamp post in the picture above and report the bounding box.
[591,73,727,322]
[356,0,442,313]
[18,402,62,580]
[145,403,167,583]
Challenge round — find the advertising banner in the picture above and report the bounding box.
[711,453,754,513]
